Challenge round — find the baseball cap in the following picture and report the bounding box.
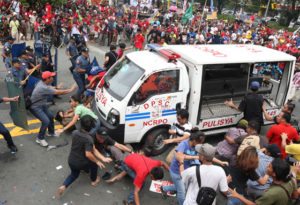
[195,143,216,161]
[81,47,89,52]
[12,58,21,64]
[250,81,260,90]
[41,71,56,80]
[266,144,281,158]
[96,127,109,138]
[7,36,15,41]
[237,119,248,129]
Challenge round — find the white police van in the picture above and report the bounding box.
[95,44,296,155]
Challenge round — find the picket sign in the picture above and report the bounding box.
[149,180,176,197]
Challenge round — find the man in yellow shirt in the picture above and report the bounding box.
[9,15,20,41]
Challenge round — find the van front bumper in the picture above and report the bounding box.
[97,110,125,144]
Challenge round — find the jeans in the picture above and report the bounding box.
[0,121,15,147]
[89,119,101,137]
[30,105,54,140]
[72,72,85,96]
[120,162,138,203]
[162,170,185,205]
[227,197,243,205]
[63,162,98,187]
[34,32,40,41]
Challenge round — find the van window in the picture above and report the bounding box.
[135,70,179,103]
[105,57,145,100]
[202,64,249,99]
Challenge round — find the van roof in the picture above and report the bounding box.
[165,44,296,65]
[126,50,183,72]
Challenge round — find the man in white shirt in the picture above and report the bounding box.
[182,143,229,205]
[10,0,20,18]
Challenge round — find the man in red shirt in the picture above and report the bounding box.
[134,28,145,51]
[267,112,299,159]
[107,153,169,205]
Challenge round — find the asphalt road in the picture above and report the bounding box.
[0,41,180,205]
[0,41,299,205]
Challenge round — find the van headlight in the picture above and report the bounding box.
[107,108,120,126]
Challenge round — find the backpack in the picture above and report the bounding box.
[195,166,217,205]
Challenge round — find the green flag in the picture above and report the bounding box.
[182,4,193,24]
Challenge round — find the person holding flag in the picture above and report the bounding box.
[0,96,19,154]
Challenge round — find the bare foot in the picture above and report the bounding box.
[56,186,66,198]
[91,176,100,186]
[105,178,115,184]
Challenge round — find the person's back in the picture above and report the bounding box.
[240,92,264,124]
[68,130,93,168]
[255,179,295,205]
[182,165,228,205]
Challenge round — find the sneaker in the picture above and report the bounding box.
[47,132,60,138]
[36,139,49,147]
[8,145,18,154]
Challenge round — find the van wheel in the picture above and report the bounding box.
[144,128,170,156]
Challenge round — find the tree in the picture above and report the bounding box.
[217,0,228,14]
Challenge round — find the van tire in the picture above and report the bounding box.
[144,128,170,156]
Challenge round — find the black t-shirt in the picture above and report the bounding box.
[239,92,264,124]
[94,136,116,153]
[229,166,259,195]
[68,130,94,169]
[104,51,118,70]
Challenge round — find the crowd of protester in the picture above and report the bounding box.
[1,0,300,205]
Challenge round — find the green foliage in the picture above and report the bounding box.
[218,14,236,23]
[267,21,295,32]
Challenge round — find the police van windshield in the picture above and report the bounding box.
[105,57,145,100]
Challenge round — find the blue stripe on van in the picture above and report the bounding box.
[125,112,151,117]
[162,112,177,117]
[125,115,150,121]
[162,109,176,113]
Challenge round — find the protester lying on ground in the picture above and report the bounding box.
[105,151,169,205]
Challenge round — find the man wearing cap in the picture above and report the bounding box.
[66,37,79,73]
[73,47,90,95]
[94,127,132,157]
[182,143,229,205]
[2,36,15,62]
[10,58,27,86]
[225,81,264,133]
[147,23,161,43]
[247,144,281,200]
[30,71,77,147]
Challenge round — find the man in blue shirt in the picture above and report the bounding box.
[247,144,281,200]
[73,47,90,95]
[161,131,205,205]
[66,37,79,73]
[2,36,15,62]
[0,96,19,153]
[10,58,27,86]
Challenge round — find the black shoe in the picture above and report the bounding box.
[54,95,61,99]
[8,145,18,154]
[160,186,168,199]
